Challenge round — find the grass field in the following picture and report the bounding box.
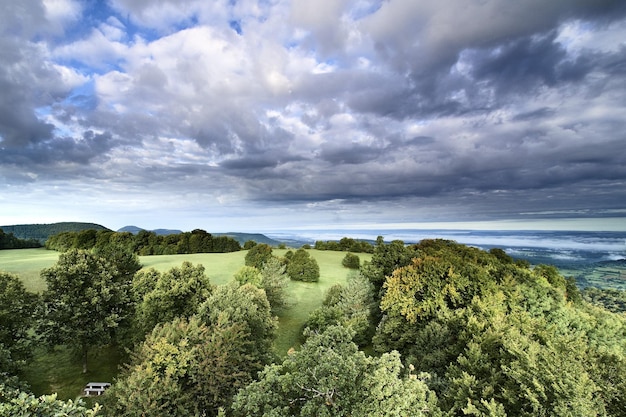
[2,247,371,399]
[0,248,60,292]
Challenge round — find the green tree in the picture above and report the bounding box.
[133,262,212,337]
[232,325,441,417]
[105,316,255,417]
[372,240,626,416]
[287,248,320,282]
[341,252,360,269]
[198,282,277,369]
[245,243,273,269]
[0,272,37,362]
[259,257,290,313]
[0,388,101,416]
[305,273,375,346]
[233,266,262,287]
[38,249,133,373]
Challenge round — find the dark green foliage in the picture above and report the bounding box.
[360,236,419,297]
[243,240,257,250]
[46,228,241,255]
[37,249,134,373]
[287,248,320,282]
[245,243,273,269]
[314,237,374,253]
[232,325,441,417]
[341,252,360,269]
[1,222,109,243]
[0,272,37,363]
[583,286,626,313]
[0,228,41,249]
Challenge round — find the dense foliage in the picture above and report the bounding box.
[305,272,375,346]
[583,286,626,313]
[371,238,626,416]
[132,262,213,338]
[0,387,101,417]
[0,273,37,364]
[314,237,374,253]
[232,325,440,417]
[4,233,626,416]
[341,252,360,269]
[0,222,109,243]
[244,243,273,269]
[286,248,320,282]
[37,249,140,373]
[46,228,241,255]
[0,228,41,249]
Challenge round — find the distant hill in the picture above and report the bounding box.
[0,222,110,243]
[215,232,282,247]
[117,226,284,246]
[118,226,183,235]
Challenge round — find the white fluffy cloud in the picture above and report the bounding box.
[1,0,625,230]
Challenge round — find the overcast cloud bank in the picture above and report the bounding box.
[1,0,625,231]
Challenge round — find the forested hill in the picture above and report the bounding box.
[0,222,110,243]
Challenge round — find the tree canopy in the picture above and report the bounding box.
[286,248,320,282]
[232,325,440,417]
[37,249,136,373]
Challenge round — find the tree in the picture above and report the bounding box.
[0,388,101,416]
[287,248,320,282]
[233,266,262,287]
[198,282,277,369]
[243,240,257,250]
[133,262,212,337]
[259,257,290,313]
[232,325,441,417]
[0,272,37,362]
[341,252,360,269]
[105,316,256,417]
[38,249,134,373]
[245,243,273,269]
[371,241,626,416]
[305,273,375,346]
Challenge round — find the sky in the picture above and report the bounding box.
[1,0,625,233]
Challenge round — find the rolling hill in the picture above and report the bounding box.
[0,222,110,243]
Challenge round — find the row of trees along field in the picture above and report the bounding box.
[2,237,626,416]
[45,228,242,255]
[0,228,41,249]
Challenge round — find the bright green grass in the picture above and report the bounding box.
[0,248,59,292]
[9,248,371,399]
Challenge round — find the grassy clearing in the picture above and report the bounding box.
[8,248,371,398]
[21,345,127,400]
[0,248,59,292]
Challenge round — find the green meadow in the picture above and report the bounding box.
[0,247,371,399]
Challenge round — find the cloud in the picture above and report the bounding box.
[0,0,625,230]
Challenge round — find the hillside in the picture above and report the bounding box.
[215,232,282,246]
[118,225,184,235]
[0,222,110,243]
[118,226,284,246]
